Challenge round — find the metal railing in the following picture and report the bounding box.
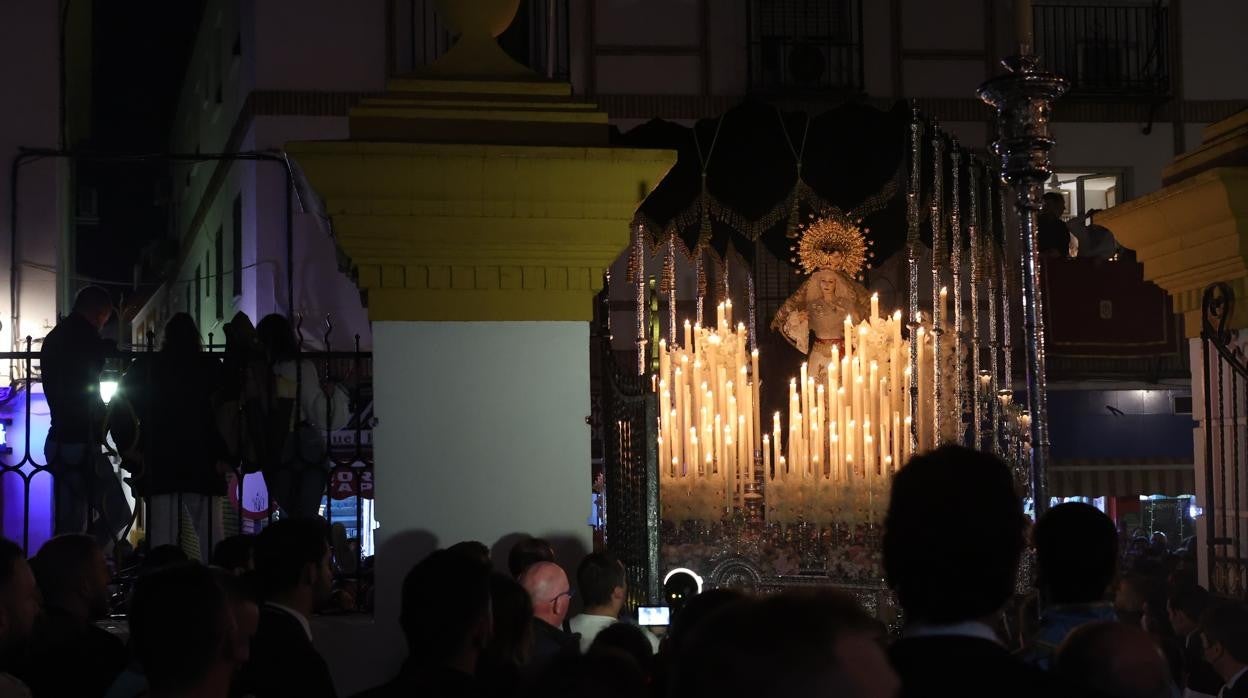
[1034,2,1170,97]
[1200,283,1247,599]
[389,0,570,80]
[747,0,864,94]
[0,319,374,609]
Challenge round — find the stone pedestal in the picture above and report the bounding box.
[285,6,674,691]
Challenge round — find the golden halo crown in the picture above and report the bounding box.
[793,211,871,279]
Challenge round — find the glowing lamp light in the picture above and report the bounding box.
[663,567,704,595]
[99,380,119,405]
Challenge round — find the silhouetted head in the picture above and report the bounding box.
[1034,502,1118,604]
[400,549,492,668]
[1167,584,1211,638]
[161,313,202,354]
[255,314,298,362]
[211,536,255,576]
[1056,621,1173,698]
[30,534,110,621]
[446,540,491,567]
[507,537,554,578]
[72,285,113,331]
[666,587,747,659]
[483,572,533,667]
[520,561,572,627]
[1201,602,1248,679]
[577,552,627,617]
[0,538,40,655]
[676,590,899,698]
[130,563,232,695]
[884,445,1025,625]
[1042,192,1066,217]
[253,518,332,608]
[589,622,653,676]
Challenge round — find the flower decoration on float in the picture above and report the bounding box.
[790,209,873,281]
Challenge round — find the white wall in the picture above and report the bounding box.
[1050,122,1177,198]
[369,319,594,665]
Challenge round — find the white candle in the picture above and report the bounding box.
[1016,0,1033,53]
[871,292,880,321]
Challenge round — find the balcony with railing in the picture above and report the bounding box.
[1034,2,1171,97]
[747,0,864,94]
[388,0,570,80]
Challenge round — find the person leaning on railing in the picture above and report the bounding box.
[40,285,131,545]
[253,314,349,519]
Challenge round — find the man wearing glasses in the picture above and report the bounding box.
[520,561,580,666]
[1200,602,1248,698]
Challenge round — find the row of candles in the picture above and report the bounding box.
[656,294,950,526]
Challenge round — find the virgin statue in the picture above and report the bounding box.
[771,212,873,383]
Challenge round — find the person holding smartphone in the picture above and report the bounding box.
[569,553,660,654]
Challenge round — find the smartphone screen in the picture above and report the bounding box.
[637,605,671,626]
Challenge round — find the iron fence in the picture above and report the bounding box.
[1034,2,1170,97]
[598,291,661,609]
[0,319,374,609]
[1200,283,1247,599]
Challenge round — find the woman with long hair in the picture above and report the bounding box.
[115,313,226,561]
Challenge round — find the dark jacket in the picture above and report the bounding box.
[236,605,336,698]
[41,313,111,445]
[1226,672,1248,698]
[529,619,579,667]
[116,352,227,497]
[17,606,127,698]
[890,634,1079,698]
[1182,632,1225,695]
[1037,213,1070,255]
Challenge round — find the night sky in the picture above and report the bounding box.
[76,1,203,303]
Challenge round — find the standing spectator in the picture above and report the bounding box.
[1168,585,1222,696]
[883,446,1066,697]
[41,285,129,542]
[1074,210,1120,260]
[0,539,40,697]
[211,534,255,575]
[672,590,899,698]
[568,553,658,654]
[115,313,227,561]
[519,562,579,665]
[19,534,126,697]
[237,518,337,698]
[507,537,555,578]
[1020,502,1120,669]
[128,564,241,698]
[1038,192,1072,257]
[1199,603,1248,698]
[354,549,491,697]
[1055,622,1175,698]
[255,314,349,519]
[478,572,533,698]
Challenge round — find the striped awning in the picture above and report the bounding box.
[1048,458,1195,497]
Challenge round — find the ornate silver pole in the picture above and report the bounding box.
[906,109,923,455]
[930,129,946,445]
[950,142,965,445]
[968,158,984,451]
[633,223,648,375]
[998,188,1014,393]
[978,52,1068,516]
[985,177,1002,455]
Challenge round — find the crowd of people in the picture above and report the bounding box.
[41,286,350,561]
[0,445,1243,697]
